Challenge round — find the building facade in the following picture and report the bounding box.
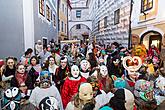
[69,1,92,41]
[0,0,58,58]
[87,0,131,47]
[58,0,71,41]
[132,0,165,51]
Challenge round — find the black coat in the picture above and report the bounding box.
[10,74,33,89]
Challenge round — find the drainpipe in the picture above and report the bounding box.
[128,0,133,48]
[67,0,69,40]
[57,0,60,43]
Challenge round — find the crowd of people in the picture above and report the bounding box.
[0,40,165,110]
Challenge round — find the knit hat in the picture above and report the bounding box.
[100,106,113,110]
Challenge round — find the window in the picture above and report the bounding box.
[98,21,100,31]
[76,10,81,18]
[65,24,67,33]
[141,0,153,12]
[98,0,100,8]
[51,10,53,20]
[58,19,60,31]
[62,4,64,12]
[46,5,51,21]
[61,21,64,32]
[65,7,67,15]
[39,0,44,16]
[76,24,81,29]
[104,16,108,28]
[114,9,120,24]
[53,14,56,27]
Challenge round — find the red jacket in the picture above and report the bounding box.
[61,77,86,108]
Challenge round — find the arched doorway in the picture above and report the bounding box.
[69,24,91,43]
[140,31,162,51]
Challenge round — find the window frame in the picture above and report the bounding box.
[114,9,120,25]
[141,0,153,13]
[39,0,45,16]
[61,21,64,32]
[76,24,81,29]
[46,4,51,21]
[53,14,56,27]
[104,16,108,28]
[76,10,81,18]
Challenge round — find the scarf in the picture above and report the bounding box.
[16,72,27,86]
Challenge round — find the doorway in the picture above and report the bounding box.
[149,35,161,50]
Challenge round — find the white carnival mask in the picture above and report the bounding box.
[79,83,93,102]
[100,65,108,77]
[122,56,142,75]
[80,60,90,71]
[71,65,80,78]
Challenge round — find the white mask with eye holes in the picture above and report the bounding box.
[71,65,80,78]
[100,65,108,77]
[80,60,90,72]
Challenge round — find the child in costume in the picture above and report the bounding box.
[122,56,142,93]
[47,56,58,82]
[11,64,33,99]
[29,71,63,110]
[27,56,41,88]
[2,57,16,88]
[54,57,70,92]
[65,83,99,110]
[61,65,86,108]
[97,65,113,94]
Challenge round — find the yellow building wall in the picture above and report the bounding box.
[59,0,68,40]
[139,0,158,21]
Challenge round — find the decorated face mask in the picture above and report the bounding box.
[100,65,108,77]
[79,83,93,102]
[3,87,21,110]
[113,59,120,66]
[17,65,25,74]
[71,65,80,78]
[39,96,58,110]
[80,60,90,72]
[40,71,51,88]
[134,80,154,102]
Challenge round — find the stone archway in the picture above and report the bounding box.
[69,20,92,32]
[69,23,92,41]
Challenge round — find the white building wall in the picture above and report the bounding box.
[132,0,165,29]
[88,0,131,47]
[71,8,90,21]
[23,0,34,51]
